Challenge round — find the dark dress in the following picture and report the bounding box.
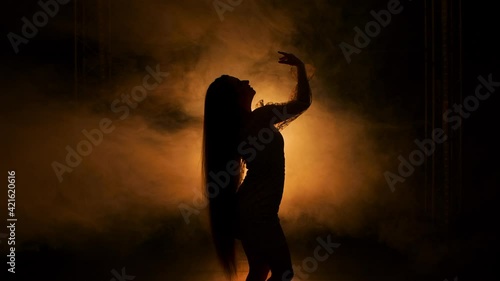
[236,104,293,279]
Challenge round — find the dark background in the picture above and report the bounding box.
[1,0,498,280]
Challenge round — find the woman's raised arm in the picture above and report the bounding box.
[253,51,312,128]
[278,51,312,112]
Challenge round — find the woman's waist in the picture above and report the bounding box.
[245,157,284,170]
[236,184,284,211]
[244,167,285,179]
[236,199,281,221]
[238,178,284,194]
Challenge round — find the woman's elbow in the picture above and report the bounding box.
[300,99,312,110]
[294,101,311,114]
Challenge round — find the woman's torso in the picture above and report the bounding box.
[236,111,286,221]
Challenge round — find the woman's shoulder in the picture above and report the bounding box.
[251,102,283,119]
[249,104,276,125]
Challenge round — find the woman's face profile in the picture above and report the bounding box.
[227,76,255,111]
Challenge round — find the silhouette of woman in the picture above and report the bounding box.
[203,51,312,281]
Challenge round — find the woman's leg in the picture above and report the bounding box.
[241,238,270,281]
[267,222,293,281]
[239,216,292,281]
[267,241,293,281]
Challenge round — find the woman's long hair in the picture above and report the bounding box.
[203,75,245,278]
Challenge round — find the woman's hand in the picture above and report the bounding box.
[278,51,304,67]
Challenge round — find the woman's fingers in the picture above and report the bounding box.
[277,51,303,66]
[278,51,290,60]
[278,51,292,64]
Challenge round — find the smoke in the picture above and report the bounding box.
[1,0,427,265]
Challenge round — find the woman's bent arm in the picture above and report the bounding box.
[253,52,312,126]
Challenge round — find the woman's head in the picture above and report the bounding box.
[206,75,256,113]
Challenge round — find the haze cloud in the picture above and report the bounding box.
[1,0,424,262]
